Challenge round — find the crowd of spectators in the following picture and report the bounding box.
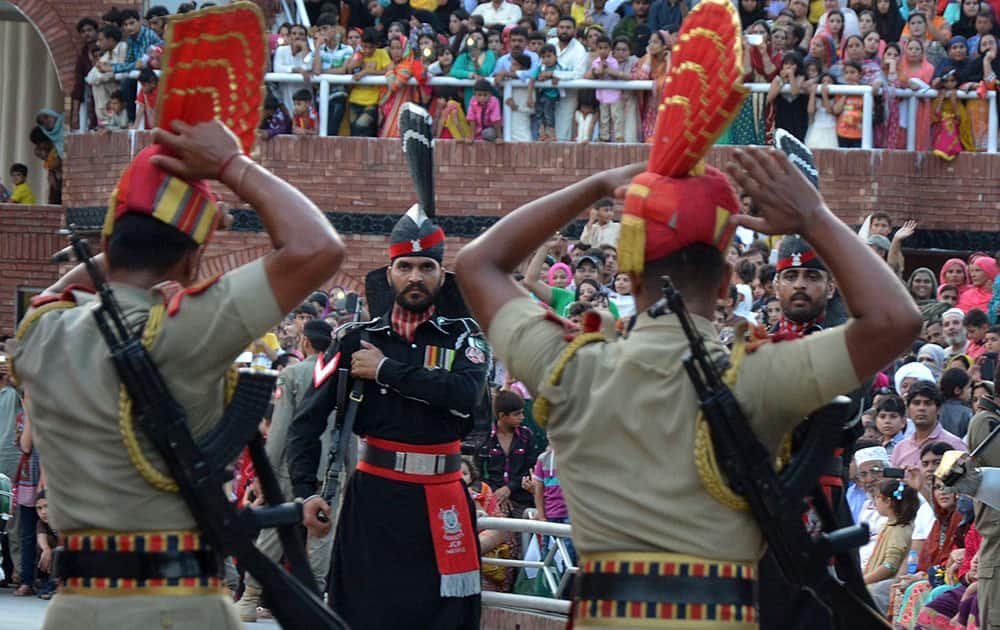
[59,0,1000,148]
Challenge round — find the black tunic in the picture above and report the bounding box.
[287,310,491,630]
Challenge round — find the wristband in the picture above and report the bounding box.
[304,494,324,505]
[217,151,244,180]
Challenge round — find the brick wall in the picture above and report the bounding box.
[0,204,66,332]
[64,134,1000,231]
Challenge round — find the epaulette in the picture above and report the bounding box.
[164,273,223,317]
[16,285,96,345]
[29,284,95,309]
[533,331,606,428]
[432,315,481,333]
[334,317,387,338]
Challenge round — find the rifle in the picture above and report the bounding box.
[66,232,348,630]
[318,293,365,523]
[649,276,890,630]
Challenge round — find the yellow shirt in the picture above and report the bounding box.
[571,2,588,25]
[9,182,36,205]
[349,48,391,107]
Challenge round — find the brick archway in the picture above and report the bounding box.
[8,0,82,94]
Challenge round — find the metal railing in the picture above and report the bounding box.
[75,71,1000,153]
[477,516,575,615]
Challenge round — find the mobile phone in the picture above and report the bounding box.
[982,352,997,382]
[883,467,905,479]
[746,33,764,47]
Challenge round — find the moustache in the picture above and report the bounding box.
[404,283,430,294]
[790,293,812,303]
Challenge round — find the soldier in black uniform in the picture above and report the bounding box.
[288,205,490,630]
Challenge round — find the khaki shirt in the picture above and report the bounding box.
[488,296,859,562]
[10,259,282,533]
[970,410,1000,571]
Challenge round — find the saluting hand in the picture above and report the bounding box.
[725,147,824,236]
[351,340,385,380]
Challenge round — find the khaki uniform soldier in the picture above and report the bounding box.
[968,407,1000,630]
[455,3,920,627]
[8,119,343,629]
[238,319,345,621]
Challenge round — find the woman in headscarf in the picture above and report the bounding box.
[739,0,767,29]
[733,284,758,325]
[35,109,64,159]
[805,33,837,74]
[379,34,430,138]
[633,29,671,142]
[908,267,940,305]
[894,361,936,397]
[957,256,999,314]
[899,37,936,150]
[722,19,780,145]
[960,34,999,150]
[875,0,905,45]
[917,343,947,380]
[940,257,972,294]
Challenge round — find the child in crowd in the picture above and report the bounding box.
[103,91,130,132]
[0,164,36,204]
[831,61,864,148]
[132,67,159,130]
[467,79,503,142]
[612,272,635,317]
[931,69,972,161]
[428,43,455,76]
[574,90,598,143]
[938,283,959,305]
[34,490,57,600]
[874,394,907,455]
[864,479,919,611]
[532,446,576,564]
[461,456,515,592]
[434,86,474,140]
[586,35,621,142]
[579,197,620,248]
[611,36,639,143]
[259,94,293,139]
[85,24,127,129]
[530,44,561,141]
[292,88,318,135]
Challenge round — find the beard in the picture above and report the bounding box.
[394,281,440,313]
[781,292,826,323]
[558,30,573,43]
[944,329,967,347]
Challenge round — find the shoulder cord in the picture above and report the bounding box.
[532,332,606,428]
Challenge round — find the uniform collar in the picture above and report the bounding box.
[629,308,719,342]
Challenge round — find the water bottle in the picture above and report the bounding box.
[907,549,919,574]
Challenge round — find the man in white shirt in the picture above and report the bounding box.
[472,0,523,26]
[549,16,588,141]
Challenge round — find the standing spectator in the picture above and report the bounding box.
[940,257,972,295]
[633,29,671,141]
[532,446,576,564]
[468,78,503,141]
[473,0,523,27]
[258,94,293,139]
[34,490,57,599]
[307,15,354,136]
[12,407,39,597]
[499,53,535,140]
[831,61,865,147]
[959,257,999,314]
[588,0,621,34]
[72,18,99,131]
[529,43,561,140]
[273,24,311,114]
[612,0,650,41]
[29,128,61,205]
[102,91,131,132]
[767,51,810,141]
[292,88,319,135]
[964,308,991,360]
[725,21,779,145]
[648,0,688,33]
[930,69,974,160]
[451,31,497,108]
[104,9,162,122]
[586,35,622,141]
[890,382,966,469]
[145,6,169,39]
[478,390,540,518]
[573,91,598,142]
[875,0,905,43]
[347,28,391,136]
[942,307,970,360]
[0,357,20,578]
[938,367,973,437]
[874,394,908,456]
[611,37,639,142]
[817,0,861,39]
[35,109,64,160]
[1,165,36,205]
[131,68,159,130]
[85,25,127,129]
[550,16,589,140]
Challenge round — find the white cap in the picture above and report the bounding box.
[943,307,965,322]
[854,446,889,466]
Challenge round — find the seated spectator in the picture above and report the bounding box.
[432,86,475,140]
[938,283,960,306]
[917,342,946,380]
[611,272,635,317]
[890,382,966,469]
[292,88,319,135]
[574,89,598,142]
[894,360,936,398]
[856,445,891,568]
[579,197,620,248]
[34,490,57,600]
[477,390,541,518]
[939,367,974,437]
[467,78,503,142]
[964,307,991,360]
[461,456,515,592]
[864,478,920,612]
[132,67,159,130]
[875,394,908,455]
[1,164,36,205]
[100,91,130,133]
[958,256,998,314]
[908,267,939,305]
[259,94,293,139]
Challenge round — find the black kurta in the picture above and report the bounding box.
[288,310,491,630]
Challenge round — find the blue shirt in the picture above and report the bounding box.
[112,26,163,74]
[846,482,868,523]
[492,49,540,78]
[648,0,688,33]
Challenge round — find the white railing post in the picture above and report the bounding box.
[502,80,513,143]
[318,77,330,138]
[861,85,873,149]
[989,91,998,154]
[295,0,311,28]
[907,94,918,151]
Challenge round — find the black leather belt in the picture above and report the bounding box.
[577,572,757,606]
[360,442,462,476]
[53,548,219,581]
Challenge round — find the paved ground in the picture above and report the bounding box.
[0,588,280,629]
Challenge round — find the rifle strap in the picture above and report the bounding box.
[322,333,367,502]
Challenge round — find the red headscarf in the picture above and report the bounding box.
[958,256,999,314]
